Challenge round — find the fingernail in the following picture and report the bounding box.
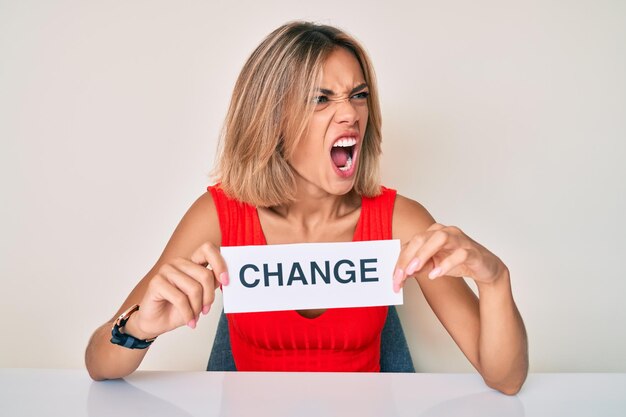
[393,268,404,282]
[429,267,442,280]
[393,268,404,293]
[202,305,210,315]
[406,259,421,275]
[220,271,229,286]
[187,319,196,329]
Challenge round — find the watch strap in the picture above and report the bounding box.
[110,304,156,349]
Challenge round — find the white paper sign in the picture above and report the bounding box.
[221,240,402,313]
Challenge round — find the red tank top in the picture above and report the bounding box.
[208,185,397,372]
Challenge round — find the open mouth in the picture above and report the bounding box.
[330,137,357,172]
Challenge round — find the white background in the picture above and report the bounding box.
[1,0,625,373]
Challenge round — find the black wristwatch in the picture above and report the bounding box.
[110,304,157,349]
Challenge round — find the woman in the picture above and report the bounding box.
[85,21,528,394]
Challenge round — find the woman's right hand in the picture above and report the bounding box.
[124,242,229,340]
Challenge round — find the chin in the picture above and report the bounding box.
[325,179,356,196]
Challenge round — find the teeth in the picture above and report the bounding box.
[339,156,353,171]
[332,137,357,148]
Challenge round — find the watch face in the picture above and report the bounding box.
[110,304,156,348]
[116,304,140,327]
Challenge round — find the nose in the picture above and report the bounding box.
[332,98,360,125]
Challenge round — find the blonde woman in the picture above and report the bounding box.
[85,21,528,394]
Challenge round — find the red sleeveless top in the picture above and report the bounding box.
[208,185,397,372]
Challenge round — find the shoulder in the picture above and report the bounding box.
[179,191,220,238]
[190,190,219,220]
[392,193,436,242]
[159,191,222,259]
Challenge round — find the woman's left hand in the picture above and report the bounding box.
[393,222,507,292]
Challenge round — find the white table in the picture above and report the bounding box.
[1,369,625,416]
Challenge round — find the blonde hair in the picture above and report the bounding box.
[214,21,382,207]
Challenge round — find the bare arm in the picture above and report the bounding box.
[85,192,227,380]
[392,195,528,395]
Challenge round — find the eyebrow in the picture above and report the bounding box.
[317,83,368,96]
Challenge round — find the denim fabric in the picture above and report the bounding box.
[379,306,415,372]
[206,306,415,373]
[206,309,237,371]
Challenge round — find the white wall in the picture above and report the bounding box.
[1,0,625,373]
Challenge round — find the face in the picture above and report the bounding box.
[288,47,369,197]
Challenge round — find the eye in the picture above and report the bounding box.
[351,91,370,101]
[312,95,329,104]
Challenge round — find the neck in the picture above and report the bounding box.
[270,181,359,231]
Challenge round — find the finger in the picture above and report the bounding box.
[149,275,196,328]
[398,224,449,274]
[426,222,446,232]
[191,242,230,286]
[428,248,471,279]
[405,229,459,276]
[159,264,204,320]
[172,258,216,314]
[393,234,428,292]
